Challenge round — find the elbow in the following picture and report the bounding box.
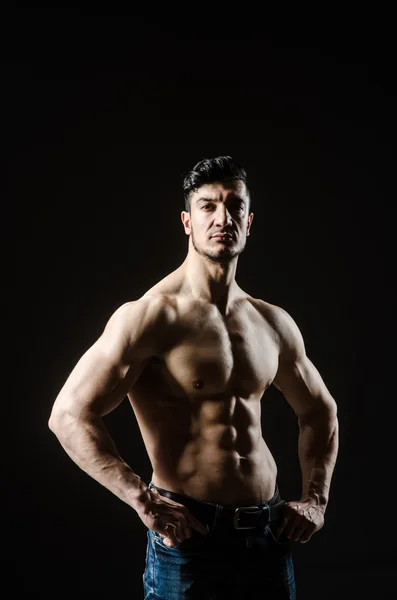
[328,398,338,429]
[48,401,76,438]
[48,399,97,439]
[48,407,65,436]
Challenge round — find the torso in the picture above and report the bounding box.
[127,270,281,505]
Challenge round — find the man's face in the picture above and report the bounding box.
[181,180,254,263]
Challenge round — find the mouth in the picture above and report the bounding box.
[212,233,233,242]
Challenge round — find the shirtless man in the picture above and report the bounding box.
[49,156,338,599]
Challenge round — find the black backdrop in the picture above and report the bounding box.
[5,9,395,599]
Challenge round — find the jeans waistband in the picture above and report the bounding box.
[148,482,285,530]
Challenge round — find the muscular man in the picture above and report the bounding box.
[49,156,338,599]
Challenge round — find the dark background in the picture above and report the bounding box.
[5,8,395,599]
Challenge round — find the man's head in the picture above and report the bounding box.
[181,156,254,264]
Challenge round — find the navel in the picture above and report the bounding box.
[193,379,204,390]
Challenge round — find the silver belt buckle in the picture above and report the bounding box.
[233,506,263,530]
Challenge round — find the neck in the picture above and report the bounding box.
[179,247,240,314]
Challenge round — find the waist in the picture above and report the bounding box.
[148,481,285,531]
[150,443,277,504]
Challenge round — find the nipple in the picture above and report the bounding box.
[193,379,204,390]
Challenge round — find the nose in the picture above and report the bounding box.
[214,205,233,228]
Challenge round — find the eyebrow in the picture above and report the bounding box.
[196,196,246,204]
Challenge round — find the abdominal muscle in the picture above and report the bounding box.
[129,392,278,506]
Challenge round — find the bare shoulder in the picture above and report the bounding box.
[248,297,305,359]
[114,293,176,323]
[103,294,177,350]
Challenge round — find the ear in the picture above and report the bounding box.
[181,211,192,235]
[247,212,254,236]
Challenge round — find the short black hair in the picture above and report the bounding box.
[183,156,250,212]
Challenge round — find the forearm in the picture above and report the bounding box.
[298,407,339,509]
[49,409,147,510]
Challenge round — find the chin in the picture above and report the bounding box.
[206,250,238,263]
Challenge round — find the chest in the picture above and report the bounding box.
[138,306,279,399]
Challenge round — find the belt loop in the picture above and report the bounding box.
[264,500,270,522]
[213,503,222,527]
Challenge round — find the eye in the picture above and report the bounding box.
[201,203,243,212]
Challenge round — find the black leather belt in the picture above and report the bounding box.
[219,502,285,530]
[151,484,285,531]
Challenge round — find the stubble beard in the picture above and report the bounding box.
[191,227,245,264]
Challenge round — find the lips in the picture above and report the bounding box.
[212,233,233,239]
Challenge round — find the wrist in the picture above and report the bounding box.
[301,491,328,511]
[302,467,330,509]
[126,475,150,511]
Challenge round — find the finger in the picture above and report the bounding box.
[163,537,177,547]
[282,525,296,541]
[299,522,316,544]
[174,523,187,544]
[160,497,207,536]
[299,531,312,544]
[182,523,192,539]
[275,500,297,537]
[185,511,208,536]
[283,520,302,540]
[283,511,304,536]
[160,501,207,537]
[172,510,192,540]
[290,527,304,542]
[162,526,179,547]
[166,512,191,542]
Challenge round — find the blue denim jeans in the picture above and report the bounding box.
[143,483,296,599]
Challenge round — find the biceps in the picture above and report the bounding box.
[52,341,145,418]
[273,356,335,418]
